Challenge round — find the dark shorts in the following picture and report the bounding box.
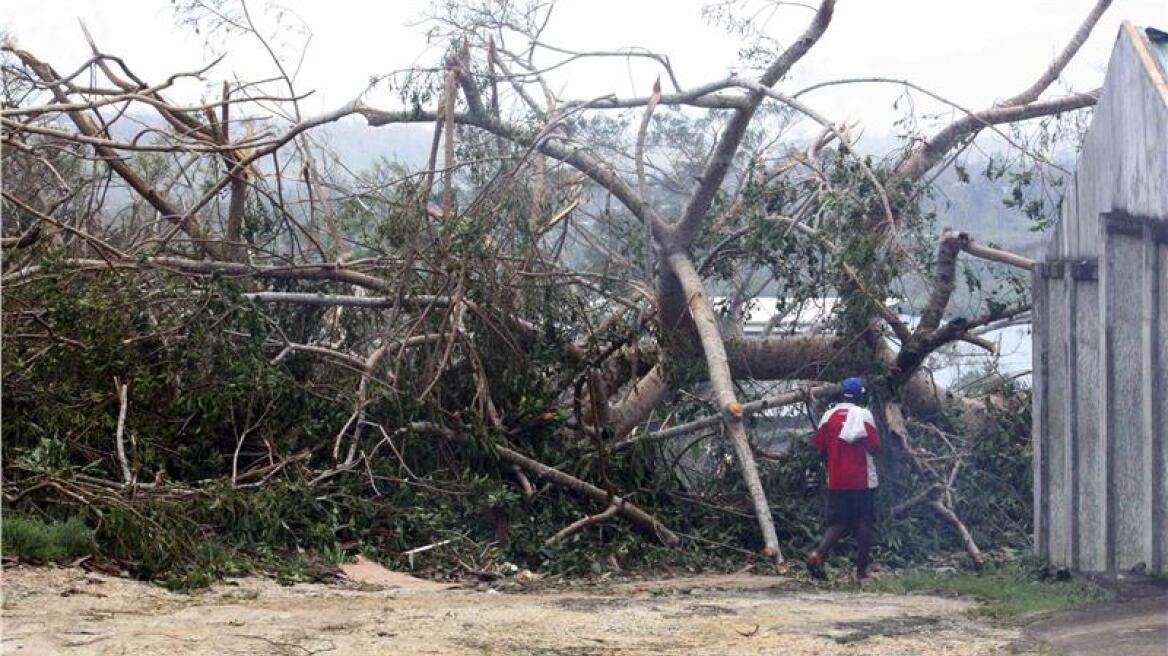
[825,489,877,528]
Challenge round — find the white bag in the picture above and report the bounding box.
[840,405,870,443]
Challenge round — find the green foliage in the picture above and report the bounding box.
[883,387,1034,564]
[0,205,1040,590]
[1,515,93,562]
[0,87,1042,590]
[2,267,344,483]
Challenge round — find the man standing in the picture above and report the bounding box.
[806,376,880,580]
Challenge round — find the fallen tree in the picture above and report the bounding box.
[1,0,1104,578]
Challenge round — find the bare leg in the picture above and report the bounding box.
[855,520,874,578]
[814,525,848,559]
[807,525,847,579]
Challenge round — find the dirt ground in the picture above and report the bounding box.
[1026,576,1168,656]
[0,564,1039,655]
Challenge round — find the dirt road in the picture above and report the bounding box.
[1,564,1035,655]
[1026,576,1168,656]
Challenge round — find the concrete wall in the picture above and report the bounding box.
[1104,227,1149,570]
[1045,24,1168,262]
[1156,241,1168,573]
[1033,23,1168,574]
[1073,277,1103,571]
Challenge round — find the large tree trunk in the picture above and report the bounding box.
[665,251,783,564]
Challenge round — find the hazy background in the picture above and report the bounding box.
[6,0,1165,132]
[6,0,1163,256]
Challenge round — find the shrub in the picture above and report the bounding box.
[1,516,93,562]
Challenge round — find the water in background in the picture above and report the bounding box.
[920,321,1033,390]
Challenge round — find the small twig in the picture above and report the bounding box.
[361,451,382,497]
[232,401,275,486]
[364,421,421,481]
[403,539,453,569]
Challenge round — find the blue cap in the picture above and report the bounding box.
[841,377,865,399]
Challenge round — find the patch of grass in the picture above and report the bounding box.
[1,515,94,562]
[869,563,1107,620]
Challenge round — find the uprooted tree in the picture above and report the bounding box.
[1,0,1107,577]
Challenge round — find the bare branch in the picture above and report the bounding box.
[113,378,132,485]
[955,231,1036,270]
[402,422,679,545]
[546,503,620,545]
[672,0,836,248]
[896,0,1111,180]
[1004,0,1113,107]
[636,77,662,279]
[612,383,836,452]
[359,106,669,241]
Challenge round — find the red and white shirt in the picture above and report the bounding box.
[813,403,880,490]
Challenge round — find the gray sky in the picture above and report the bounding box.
[5,0,1166,140]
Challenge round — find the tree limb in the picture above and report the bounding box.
[612,383,836,452]
[896,0,1110,180]
[672,0,836,248]
[546,503,621,545]
[403,421,679,545]
[113,378,132,485]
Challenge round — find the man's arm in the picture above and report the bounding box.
[813,421,829,451]
[814,407,841,452]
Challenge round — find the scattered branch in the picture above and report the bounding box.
[113,377,132,485]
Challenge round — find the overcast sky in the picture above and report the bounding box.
[5,0,1166,140]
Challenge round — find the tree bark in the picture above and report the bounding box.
[610,364,670,439]
[665,251,783,564]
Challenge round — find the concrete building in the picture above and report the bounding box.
[1032,22,1168,574]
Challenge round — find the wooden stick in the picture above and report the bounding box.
[113,378,132,485]
[546,503,621,544]
[931,499,985,563]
